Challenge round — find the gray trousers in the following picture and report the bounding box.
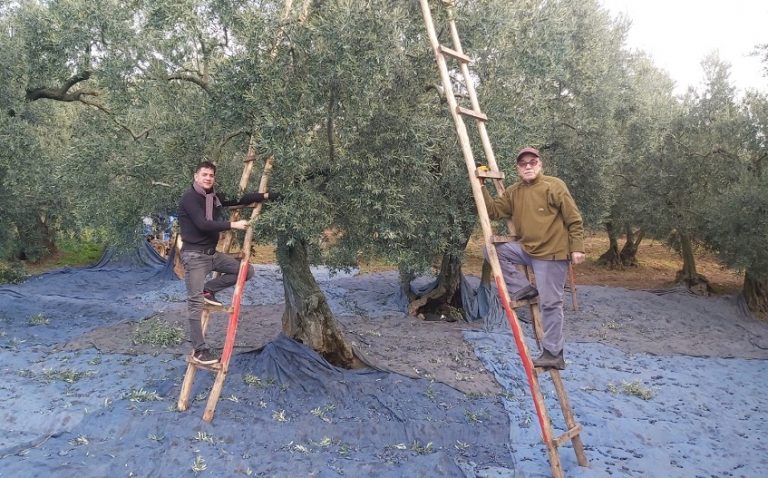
[487,242,568,354]
[181,250,254,351]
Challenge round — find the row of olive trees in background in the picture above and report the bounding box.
[1,1,767,363]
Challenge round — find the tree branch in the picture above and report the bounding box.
[78,98,151,141]
[25,71,97,102]
[167,71,210,92]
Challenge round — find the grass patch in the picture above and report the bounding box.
[0,262,27,284]
[608,380,654,400]
[132,315,184,347]
[42,368,96,383]
[69,435,89,446]
[310,403,336,422]
[191,455,207,473]
[122,387,163,402]
[243,373,275,389]
[23,237,105,274]
[27,313,50,326]
[194,431,215,444]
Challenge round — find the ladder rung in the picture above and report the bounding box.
[491,235,515,244]
[438,45,471,63]
[186,356,223,371]
[475,169,505,180]
[508,296,538,309]
[204,304,234,313]
[456,106,487,122]
[553,424,584,447]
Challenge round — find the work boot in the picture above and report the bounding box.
[510,284,538,301]
[202,290,224,307]
[533,349,565,370]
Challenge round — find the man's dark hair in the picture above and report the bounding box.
[195,161,217,174]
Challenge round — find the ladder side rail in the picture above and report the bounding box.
[444,11,515,243]
[549,370,589,466]
[419,0,554,449]
[220,155,273,366]
[218,135,259,258]
[203,156,274,422]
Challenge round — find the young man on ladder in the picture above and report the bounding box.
[177,160,279,365]
[481,147,585,369]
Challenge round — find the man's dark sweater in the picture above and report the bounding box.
[178,186,267,251]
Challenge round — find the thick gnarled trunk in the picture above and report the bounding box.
[675,233,711,295]
[599,222,643,268]
[401,253,464,321]
[743,269,768,320]
[619,225,643,267]
[277,236,361,368]
[597,222,621,267]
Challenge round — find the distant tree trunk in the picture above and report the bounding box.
[399,267,416,303]
[597,222,621,267]
[276,236,361,368]
[402,252,464,321]
[675,233,711,294]
[676,233,697,283]
[743,269,768,319]
[619,225,643,267]
[17,213,57,262]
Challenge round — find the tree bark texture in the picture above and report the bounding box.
[743,269,768,319]
[403,253,464,320]
[619,225,643,266]
[277,236,362,368]
[675,233,711,295]
[597,222,621,267]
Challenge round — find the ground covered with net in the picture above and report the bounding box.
[1,247,766,477]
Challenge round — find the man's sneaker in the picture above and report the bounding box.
[510,284,539,302]
[532,349,565,370]
[202,290,224,307]
[191,349,219,365]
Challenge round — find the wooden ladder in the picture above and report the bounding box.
[177,155,274,422]
[418,2,588,476]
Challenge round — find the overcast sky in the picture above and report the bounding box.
[599,0,767,95]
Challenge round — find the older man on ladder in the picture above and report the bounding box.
[481,147,585,369]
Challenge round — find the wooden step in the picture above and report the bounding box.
[438,44,471,63]
[456,106,487,121]
[204,303,233,313]
[553,424,584,447]
[186,355,223,371]
[475,169,505,180]
[491,235,516,244]
[508,296,538,309]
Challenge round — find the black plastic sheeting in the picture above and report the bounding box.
[0,249,519,477]
[398,275,512,327]
[91,239,178,280]
[0,335,516,477]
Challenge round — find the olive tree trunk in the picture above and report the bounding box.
[400,252,464,321]
[619,225,643,267]
[675,233,711,294]
[597,222,621,267]
[743,269,768,320]
[277,236,361,368]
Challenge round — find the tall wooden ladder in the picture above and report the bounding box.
[177,155,274,422]
[418,2,588,476]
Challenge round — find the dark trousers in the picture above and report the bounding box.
[181,250,254,351]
